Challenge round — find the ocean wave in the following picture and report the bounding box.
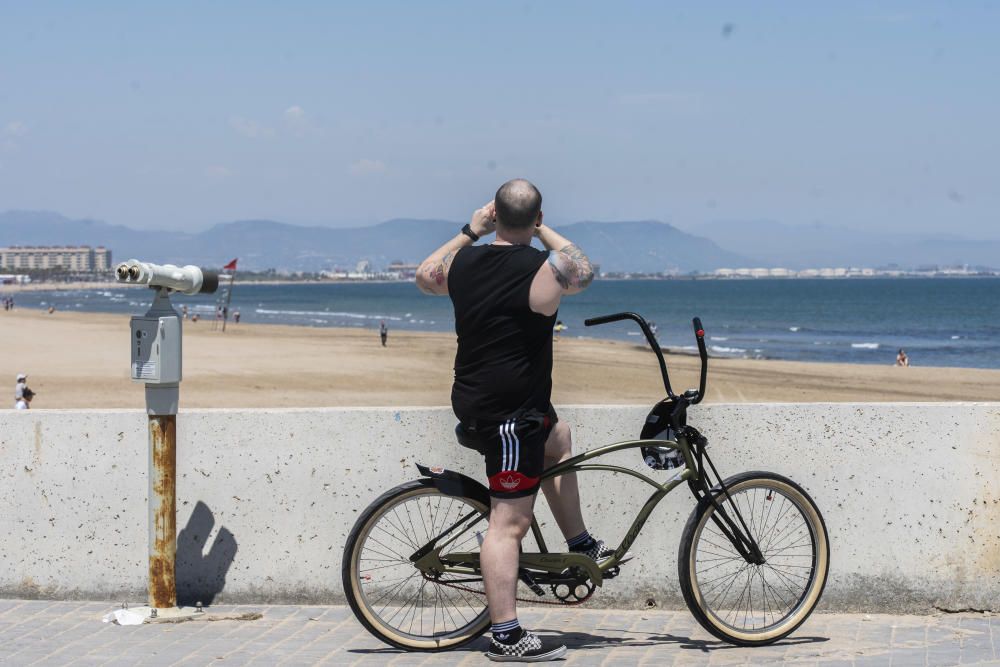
[851,342,880,350]
[711,345,748,354]
[710,336,728,341]
[789,326,801,332]
[256,308,402,321]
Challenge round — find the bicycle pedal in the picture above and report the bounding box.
[603,566,621,580]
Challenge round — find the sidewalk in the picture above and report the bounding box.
[0,600,996,666]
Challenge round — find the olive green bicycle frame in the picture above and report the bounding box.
[421,435,698,587]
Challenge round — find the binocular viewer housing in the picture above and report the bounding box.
[115,259,219,295]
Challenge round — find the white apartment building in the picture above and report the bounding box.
[0,246,112,272]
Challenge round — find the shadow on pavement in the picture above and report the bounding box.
[550,629,829,652]
[348,630,829,655]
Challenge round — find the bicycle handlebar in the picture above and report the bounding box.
[691,317,708,404]
[584,311,709,403]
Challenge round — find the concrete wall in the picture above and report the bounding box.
[1,404,998,613]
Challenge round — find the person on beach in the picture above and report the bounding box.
[182,304,189,320]
[553,320,566,341]
[417,179,613,662]
[233,309,240,324]
[379,320,388,347]
[15,387,33,410]
[896,349,910,367]
[15,373,28,402]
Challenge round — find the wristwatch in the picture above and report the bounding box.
[460,224,479,242]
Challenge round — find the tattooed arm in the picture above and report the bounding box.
[415,201,496,296]
[528,224,595,314]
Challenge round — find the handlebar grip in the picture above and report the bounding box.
[692,316,708,403]
[584,312,633,327]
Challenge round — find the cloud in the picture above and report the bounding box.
[1,121,27,153]
[283,105,322,137]
[350,158,387,175]
[229,116,273,139]
[3,121,27,137]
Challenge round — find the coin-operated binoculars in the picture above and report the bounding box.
[115,260,218,611]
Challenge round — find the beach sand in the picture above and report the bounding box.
[2,309,998,409]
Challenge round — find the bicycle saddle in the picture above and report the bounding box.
[454,423,486,454]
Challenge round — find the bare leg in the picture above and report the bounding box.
[481,494,535,623]
[540,422,587,540]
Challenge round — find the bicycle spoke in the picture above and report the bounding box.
[354,487,488,643]
[693,480,820,637]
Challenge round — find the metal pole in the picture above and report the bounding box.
[221,270,235,332]
[141,287,181,610]
[148,414,177,609]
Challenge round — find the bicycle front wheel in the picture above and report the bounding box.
[342,479,492,651]
[678,471,829,646]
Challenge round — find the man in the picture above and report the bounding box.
[15,373,28,403]
[379,320,388,347]
[417,179,612,662]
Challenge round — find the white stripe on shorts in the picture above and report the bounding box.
[499,421,509,471]
[504,420,514,471]
[511,422,520,471]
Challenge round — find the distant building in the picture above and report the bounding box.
[0,245,112,272]
[387,261,420,279]
[355,259,372,273]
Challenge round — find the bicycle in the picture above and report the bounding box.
[342,312,830,651]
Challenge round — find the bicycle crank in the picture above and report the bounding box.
[550,580,595,604]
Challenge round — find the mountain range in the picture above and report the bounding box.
[692,220,1000,270]
[1,210,997,273]
[0,211,749,273]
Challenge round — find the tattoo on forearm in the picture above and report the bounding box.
[548,243,594,289]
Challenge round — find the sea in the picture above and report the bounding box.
[8,278,1000,370]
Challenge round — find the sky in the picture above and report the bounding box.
[0,2,997,237]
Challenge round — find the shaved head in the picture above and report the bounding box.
[495,179,542,230]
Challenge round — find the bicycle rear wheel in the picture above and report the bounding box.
[678,471,829,646]
[342,480,491,651]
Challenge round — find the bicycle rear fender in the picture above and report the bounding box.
[416,463,491,508]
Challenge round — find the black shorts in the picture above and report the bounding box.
[458,406,558,498]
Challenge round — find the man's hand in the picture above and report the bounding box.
[416,201,494,296]
[470,201,497,238]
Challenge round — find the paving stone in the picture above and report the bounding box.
[0,601,993,665]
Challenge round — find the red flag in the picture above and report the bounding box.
[223,259,238,271]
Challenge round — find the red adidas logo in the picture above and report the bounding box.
[489,471,538,493]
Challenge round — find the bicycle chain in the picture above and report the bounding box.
[428,574,595,607]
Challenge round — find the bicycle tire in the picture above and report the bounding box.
[342,479,492,651]
[678,471,829,646]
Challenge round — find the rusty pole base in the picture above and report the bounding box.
[102,604,263,625]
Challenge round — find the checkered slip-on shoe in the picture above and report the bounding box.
[580,539,634,565]
[486,630,567,662]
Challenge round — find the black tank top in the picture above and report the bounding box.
[448,244,557,422]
